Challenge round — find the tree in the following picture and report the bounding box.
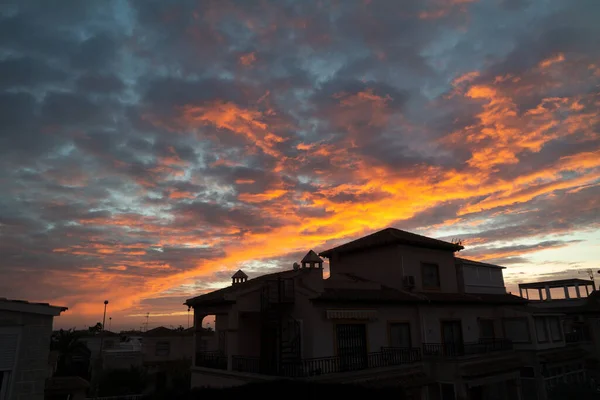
[89,322,103,333]
[175,325,186,332]
[51,329,91,379]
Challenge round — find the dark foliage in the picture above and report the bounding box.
[51,329,91,380]
[98,366,148,397]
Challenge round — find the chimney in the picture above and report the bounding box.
[231,270,248,285]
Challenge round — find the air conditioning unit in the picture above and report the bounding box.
[403,275,415,289]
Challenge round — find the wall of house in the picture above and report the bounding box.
[142,335,193,363]
[0,310,54,400]
[328,244,458,292]
[420,305,507,343]
[237,313,261,357]
[461,265,506,294]
[300,303,497,357]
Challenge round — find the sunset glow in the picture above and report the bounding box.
[1,0,598,331]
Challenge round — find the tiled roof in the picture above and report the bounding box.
[301,250,323,263]
[185,269,299,306]
[143,326,194,337]
[319,227,463,257]
[312,287,423,303]
[312,286,527,305]
[0,297,67,315]
[0,297,67,310]
[231,269,248,278]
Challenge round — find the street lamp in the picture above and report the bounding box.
[100,300,109,353]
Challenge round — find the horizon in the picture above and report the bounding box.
[1,0,599,330]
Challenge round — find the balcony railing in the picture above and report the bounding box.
[423,339,513,358]
[195,351,227,369]
[231,347,421,377]
[565,330,591,344]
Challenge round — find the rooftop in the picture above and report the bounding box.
[319,227,463,257]
[0,298,67,316]
[518,278,594,289]
[185,269,300,306]
[301,249,323,263]
[456,257,505,269]
[231,269,248,279]
[143,326,195,337]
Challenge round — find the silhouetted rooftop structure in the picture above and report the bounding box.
[319,227,463,257]
[518,278,593,289]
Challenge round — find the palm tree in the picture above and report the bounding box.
[51,329,91,378]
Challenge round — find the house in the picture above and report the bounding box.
[78,331,120,360]
[140,326,197,392]
[185,227,530,399]
[0,298,67,400]
[142,327,194,364]
[512,278,600,399]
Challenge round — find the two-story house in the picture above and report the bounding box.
[185,228,528,400]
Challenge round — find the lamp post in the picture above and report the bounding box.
[109,317,112,331]
[99,300,109,353]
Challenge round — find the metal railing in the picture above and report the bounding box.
[231,347,421,377]
[565,330,591,343]
[195,351,227,369]
[232,355,261,373]
[423,339,512,358]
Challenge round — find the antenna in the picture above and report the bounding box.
[144,313,149,332]
[578,269,598,291]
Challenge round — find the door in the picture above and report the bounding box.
[336,324,367,372]
[441,321,463,356]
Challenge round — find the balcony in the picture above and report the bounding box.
[565,330,591,344]
[195,351,227,370]
[423,339,513,358]
[231,347,422,377]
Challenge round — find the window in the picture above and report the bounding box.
[535,317,548,343]
[389,323,411,348]
[503,318,530,343]
[422,263,440,289]
[479,319,495,339]
[155,341,170,357]
[548,317,562,341]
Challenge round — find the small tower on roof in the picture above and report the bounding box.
[301,250,323,269]
[232,270,248,285]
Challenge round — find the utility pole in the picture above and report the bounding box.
[99,300,109,352]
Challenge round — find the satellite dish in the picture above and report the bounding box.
[293,262,300,270]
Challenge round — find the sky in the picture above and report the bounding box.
[1,0,599,331]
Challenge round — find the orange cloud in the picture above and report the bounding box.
[239,52,257,67]
[539,53,565,69]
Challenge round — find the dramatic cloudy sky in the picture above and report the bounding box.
[1,0,599,330]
